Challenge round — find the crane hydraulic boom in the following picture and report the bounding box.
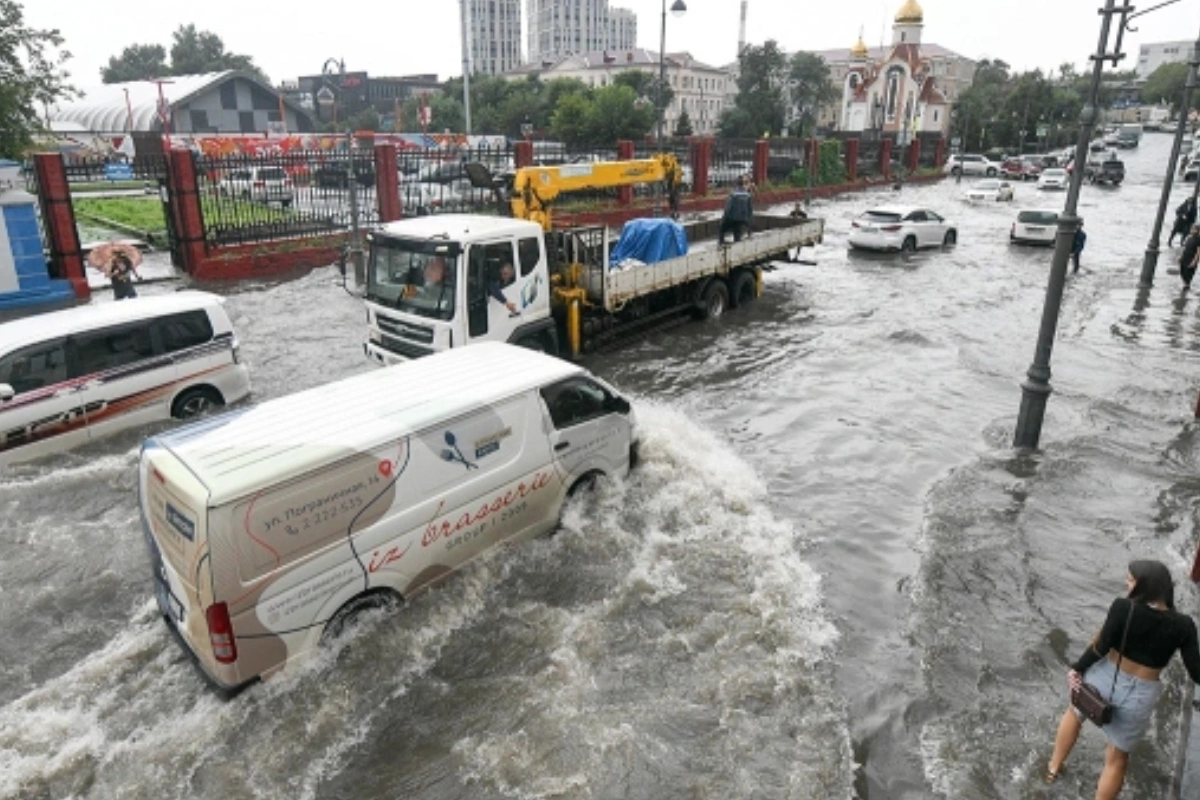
[509,154,683,231]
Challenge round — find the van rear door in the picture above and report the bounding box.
[139,441,213,666]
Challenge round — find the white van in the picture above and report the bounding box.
[138,342,637,694]
[0,291,250,467]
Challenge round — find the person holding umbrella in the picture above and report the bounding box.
[87,242,143,300]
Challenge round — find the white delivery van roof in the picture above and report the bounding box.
[0,291,226,354]
[152,342,584,505]
[375,213,542,243]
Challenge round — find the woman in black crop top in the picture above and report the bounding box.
[1045,560,1200,798]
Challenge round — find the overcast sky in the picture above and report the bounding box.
[27,0,1200,90]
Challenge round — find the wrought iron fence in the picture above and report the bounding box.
[196,150,382,247]
[396,143,513,218]
[710,140,757,189]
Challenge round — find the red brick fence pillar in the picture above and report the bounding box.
[845,138,860,183]
[617,140,635,206]
[375,144,400,222]
[691,138,711,196]
[32,153,88,299]
[753,139,769,187]
[165,149,207,276]
[880,138,893,181]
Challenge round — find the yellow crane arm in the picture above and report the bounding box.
[510,154,682,231]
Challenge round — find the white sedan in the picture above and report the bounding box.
[1038,169,1069,190]
[964,178,1015,202]
[848,205,957,253]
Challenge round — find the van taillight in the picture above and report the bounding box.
[206,602,238,664]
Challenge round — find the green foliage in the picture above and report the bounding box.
[953,64,1084,153]
[674,109,694,138]
[1141,62,1190,111]
[549,93,592,144]
[719,40,788,138]
[788,52,838,120]
[101,25,269,84]
[788,140,846,187]
[346,108,380,132]
[612,69,674,109]
[0,0,75,158]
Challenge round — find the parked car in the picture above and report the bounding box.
[1084,156,1125,185]
[1001,156,1042,181]
[1038,168,1069,190]
[963,178,1015,202]
[944,153,999,177]
[216,166,294,206]
[313,161,375,189]
[1183,155,1200,182]
[0,291,251,467]
[1010,208,1059,246]
[710,160,753,185]
[848,205,957,253]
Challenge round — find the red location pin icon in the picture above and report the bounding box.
[378,460,393,479]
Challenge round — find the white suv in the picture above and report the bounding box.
[944,154,999,177]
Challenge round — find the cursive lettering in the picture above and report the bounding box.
[368,543,412,573]
[421,471,553,548]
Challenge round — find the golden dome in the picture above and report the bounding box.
[895,0,923,23]
[851,34,869,59]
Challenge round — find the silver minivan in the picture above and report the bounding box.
[0,291,251,466]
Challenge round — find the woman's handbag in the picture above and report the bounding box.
[1070,603,1135,727]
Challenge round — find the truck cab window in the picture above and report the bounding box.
[367,241,458,321]
[518,237,540,277]
[541,378,610,429]
[0,340,68,394]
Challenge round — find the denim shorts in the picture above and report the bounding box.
[1073,657,1163,752]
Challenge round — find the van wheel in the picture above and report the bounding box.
[693,280,729,320]
[729,271,756,309]
[321,591,401,648]
[172,387,224,419]
[567,471,605,500]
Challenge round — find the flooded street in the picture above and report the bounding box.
[4,135,1200,800]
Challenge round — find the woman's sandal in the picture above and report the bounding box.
[1044,764,1065,784]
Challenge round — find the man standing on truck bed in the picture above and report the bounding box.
[719,177,754,245]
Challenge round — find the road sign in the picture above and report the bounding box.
[104,162,133,181]
[1037,125,1048,137]
[951,137,961,147]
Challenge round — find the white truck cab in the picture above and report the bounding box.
[364,215,557,365]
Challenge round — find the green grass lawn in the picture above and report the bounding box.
[70,181,150,193]
[73,195,295,240]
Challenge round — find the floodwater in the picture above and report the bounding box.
[3,135,1200,800]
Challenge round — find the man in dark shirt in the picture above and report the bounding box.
[1181,224,1200,289]
[719,177,753,245]
[1071,221,1086,274]
[489,261,517,314]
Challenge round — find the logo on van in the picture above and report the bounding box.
[474,427,512,460]
[166,503,195,541]
[440,430,478,470]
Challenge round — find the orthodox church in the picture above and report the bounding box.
[838,0,952,136]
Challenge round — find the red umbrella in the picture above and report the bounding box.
[86,242,143,271]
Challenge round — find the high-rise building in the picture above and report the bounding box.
[1137,41,1193,78]
[464,0,523,76]
[527,0,638,66]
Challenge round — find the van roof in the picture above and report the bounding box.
[374,214,543,242]
[151,342,585,505]
[0,291,225,354]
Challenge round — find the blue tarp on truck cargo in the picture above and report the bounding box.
[609,218,688,269]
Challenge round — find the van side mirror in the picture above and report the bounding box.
[0,384,13,402]
[607,395,631,415]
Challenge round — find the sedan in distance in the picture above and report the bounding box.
[1010,209,1059,246]
[1038,168,1069,190]
[848,206,957,253]
[963,178,1015,202]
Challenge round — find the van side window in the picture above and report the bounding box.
[0,339,68,394]
[156,311,214,353]
[71,324,155,376]
[541,378,610,429]
[518,237,540,277]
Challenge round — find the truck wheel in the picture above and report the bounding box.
[729,271,756,309]
[321,591,401,648]
[694,281,729,320]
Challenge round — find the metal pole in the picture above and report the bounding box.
[461,0,473,134]
[348,129,362,283]
[1140,35,1200,287]
[1014,0,1130,450]
[657,0,667,148]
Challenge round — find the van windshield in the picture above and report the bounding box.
[367,239,459,321]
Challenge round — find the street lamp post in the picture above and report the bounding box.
[654,0,686,215]
[1139,33,1200,287]
[319,59,362,285]
[1013,0,1134,450]
[521,115,534,142]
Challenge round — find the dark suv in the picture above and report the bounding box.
[1085,156,1125,186]
[313,161,376,189]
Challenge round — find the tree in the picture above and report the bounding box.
[1142,62,1190,111]
[786,51,837,136]
[673,109,694,137]
[100,25,268,84]
[550,93,593,145]
[719,40,788,138]
[0,0,75,158]
[584,84,654,143]
[612,69,674,110]
[101,44,168,83]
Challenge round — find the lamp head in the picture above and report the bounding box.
[670,0,687,17]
